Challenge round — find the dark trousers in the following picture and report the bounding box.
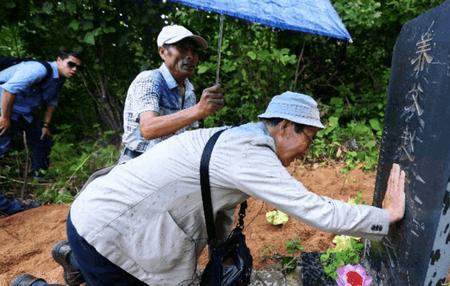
[0,116,52,173]
[66,214,148,286]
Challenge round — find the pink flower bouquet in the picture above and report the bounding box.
[336,264,372,286]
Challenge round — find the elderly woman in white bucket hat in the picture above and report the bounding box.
[13,91,405,286]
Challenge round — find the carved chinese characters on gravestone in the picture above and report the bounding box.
[366,1,450,285]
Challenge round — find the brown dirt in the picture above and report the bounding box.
[0,205,68,285]
[1,162,448,285]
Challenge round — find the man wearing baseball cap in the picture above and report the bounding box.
[16,91,406,286]
[119,25,224,161]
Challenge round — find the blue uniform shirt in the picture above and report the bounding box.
[0,61,64,122]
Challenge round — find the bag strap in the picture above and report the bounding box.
[36,60,53,83]
[0,58,52,85]
[236,201,247,230]
[200,128,247,246]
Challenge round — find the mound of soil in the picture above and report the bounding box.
[0,163,389,285]
[0,205,68,285]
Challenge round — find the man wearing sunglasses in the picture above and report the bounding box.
[120,25,224,162]
[0,51,82,183]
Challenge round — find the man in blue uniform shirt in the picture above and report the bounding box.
[0,51,81,215]
[0,51,82,182]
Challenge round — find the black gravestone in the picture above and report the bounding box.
[366,1,450,285]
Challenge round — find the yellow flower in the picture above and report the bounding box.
[265,210,289,225]
[332,235,361,251]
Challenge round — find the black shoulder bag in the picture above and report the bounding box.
[200,129,253,286]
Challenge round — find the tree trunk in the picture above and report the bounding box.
[80,70,123,132]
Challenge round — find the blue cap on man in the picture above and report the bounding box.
[258,91,325,129]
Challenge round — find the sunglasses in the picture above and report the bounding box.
[67,61,82,70]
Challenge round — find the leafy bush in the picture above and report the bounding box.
[35,125,119,203]
[0,125,120,204]
[309,99,383,171]
[1,0,444,199]
[0,25,27,56]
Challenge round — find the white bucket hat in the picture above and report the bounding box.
[157,25,208,49]
[258,91,325,129]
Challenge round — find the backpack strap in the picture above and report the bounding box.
[35,60,53,83]
[200,128,247,246]
[0,58,53,85]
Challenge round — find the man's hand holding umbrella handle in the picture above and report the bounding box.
[196,84,224,118]
[382,163,406,223]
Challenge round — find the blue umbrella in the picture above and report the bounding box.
[169,0,352,82]
[170,0,351,41]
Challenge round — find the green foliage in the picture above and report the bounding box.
[335,0,382,29]
[320,237,364,279]
[0,150,28,183]
[280,237,304,274]
[1,0,172,130]
[348,191,366,205]
[170,9,298,126]
[0,0,445,188]
[257,237,305,274]
[166,1,438,171]
[285,237,304,254]
[35,125,119,203]
[0,126,120,204]
[320,192,366,279]
[0,26,27,56]
[310,119,381,171]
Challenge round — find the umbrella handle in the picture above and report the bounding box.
[215,14,225,85]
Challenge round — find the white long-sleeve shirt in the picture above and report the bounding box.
[71,122,389,285]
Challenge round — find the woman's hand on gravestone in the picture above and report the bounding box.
[382,163,406,223]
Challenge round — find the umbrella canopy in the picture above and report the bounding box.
[169,0,352,41]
